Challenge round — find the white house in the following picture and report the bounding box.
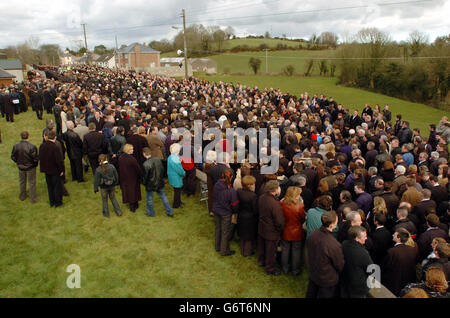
[60,51,76,65]
[96,54,116,68]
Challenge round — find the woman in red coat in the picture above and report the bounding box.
[280,186,306,275]
[118,144,142,212]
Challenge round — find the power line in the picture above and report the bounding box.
[216,52,450,60]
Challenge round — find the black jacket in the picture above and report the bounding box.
[11,140,39,171]
[63,130,83,159]
[342,240,374,297]
[109,134,126,156]
[94,164,119,191]
[83,131,106,159]
[370,226,393,265]
[142,158,165,192]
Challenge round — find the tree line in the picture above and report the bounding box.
[335,28,449,108]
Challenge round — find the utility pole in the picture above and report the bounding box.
[181,9,188,79]
[264,49,269,73]
[115,32,119,69]
[81,23,88,64]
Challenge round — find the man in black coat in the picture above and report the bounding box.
[342,226,374,298]
[83,122,106,174]
[429,176,449,204]
[29,86,44,120]
[381,228,418,296]
[370,213,393,265]
[2,89,14,122]
[257,181,285,276]
[411,189,436,233]
[306,211,344,298]
[63,121,84,183]
[417,214,449,261]
[39,130,64,207]
[43,86,54,114]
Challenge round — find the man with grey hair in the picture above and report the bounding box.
[63,120,85,182]
[365,142,378,168]
[392,165,407,195]
[342,225,374,298]
[337,211,362,243]
[367,167,378,193]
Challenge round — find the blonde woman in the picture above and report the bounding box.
[167,143,185,209]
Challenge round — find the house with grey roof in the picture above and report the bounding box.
[0,68,16,87]
[117,43,160,70]
[95,53,116,68]
[0,59,23,82]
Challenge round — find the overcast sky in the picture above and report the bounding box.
[1,0,449,50]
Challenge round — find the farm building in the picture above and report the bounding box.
[0,59,23,82]
[0,68,16,87]
[190,58,217,74]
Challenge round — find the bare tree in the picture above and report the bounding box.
[318,32,339,48]
[224,26,235,40]
[408,30,429,57]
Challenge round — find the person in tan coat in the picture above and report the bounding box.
[401,177,423,209]
[146,125,165,160]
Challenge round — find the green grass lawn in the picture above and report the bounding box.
[0,111,307,298]
[196,74,448,134]
[209,50,334,76]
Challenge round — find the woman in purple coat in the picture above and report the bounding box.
[118,144,142,212]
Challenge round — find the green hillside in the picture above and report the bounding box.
[208,50,335,76]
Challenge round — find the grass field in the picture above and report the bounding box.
[208,50,334,76]
[211,38,309,51]
[196,74,448,134]
[0,111,308,298]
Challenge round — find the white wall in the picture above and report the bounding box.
[8,69,24,83]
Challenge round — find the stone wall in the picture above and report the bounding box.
[134,65,193,77]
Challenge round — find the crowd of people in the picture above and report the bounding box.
[2,64,450,298]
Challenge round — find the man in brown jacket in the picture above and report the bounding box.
[306,211,345,298]
[257,180,285,276]
[146,126,165,160]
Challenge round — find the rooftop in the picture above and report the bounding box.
[118,43,160,54]
[0,68,15,78]
[0,59,22,70]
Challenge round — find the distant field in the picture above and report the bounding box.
[211,38,309,51]
[196,74,447,134]
[208,50,335,76]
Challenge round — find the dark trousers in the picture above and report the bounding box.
[88,156,99,175]
[240,239,255,257]
[305,279,338,298]
[6,110,14,122]
[100,187,122,217]
[281,240,303,274]
[35,107,43,120]
[69,157,84,182]
[0,103,4,117]
[172,187,182,208]
[214,214,233,255]
[19,168,37,203]
[257,235,278,274]
[45,173,63,207]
